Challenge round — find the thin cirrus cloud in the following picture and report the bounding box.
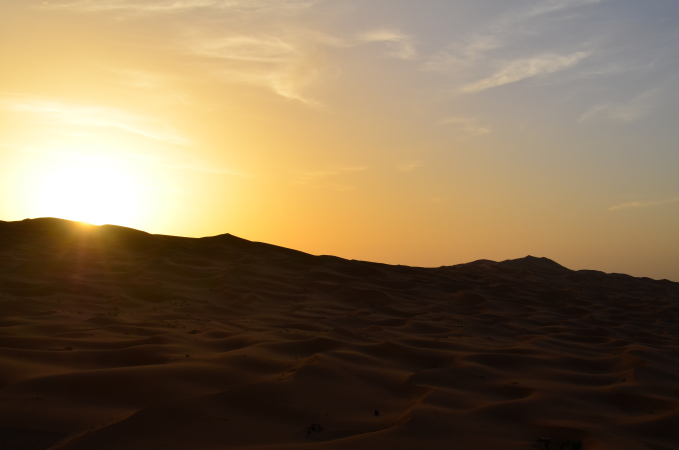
[104,68,164,89]
[184,27,417,103]
[294,165,368,191]
[435,117,490,136]
[425,0,603,72]
[422,0,604,105]
[39,1,416,105]
[358,30,416,60]
[100,152,251,178]
[19,144,250,179]
[513,0,607,24]
[481,0,607,49]
[38,0,319,15]
[38,0,327,103]
[531,0,606,14]
[186,35,296,63]
[397,162,423,172]
[154,158,253,178]
[36,0,421,106]
[579,89,660,123]
[609,197,679,211]
[190,47,326,105]
[459,52,591,94]
[0,95,190,146]
[182,32,329,105]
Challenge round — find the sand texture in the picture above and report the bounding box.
[0,218,678,450]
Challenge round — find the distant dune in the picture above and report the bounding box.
[0,218,677,450]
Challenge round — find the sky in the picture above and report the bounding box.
[1,0,678,280]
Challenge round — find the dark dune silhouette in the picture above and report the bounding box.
[0,218,677,450]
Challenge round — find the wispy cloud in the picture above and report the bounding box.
[187,35,295,63]
[154,157,253,178]
[475,0,605,55]
[182,31,328,105]
[397,161,423,172]
[18,145,250,178]
[579,89,660,123]
[358,29,416,60]
[38,0,319,15]
[609,197,679,211]
[39,1,419,106]
[528,0,606,15]
[423,0,604,102]
[436,117,490,136]
[184,26,417,104]
[104,67,164,89]
[39,0,328,104]
[294,165,367,191]
[425,0,602,71]
[0,95,189,145]
[193,50,327,106]
[460,51,590,94]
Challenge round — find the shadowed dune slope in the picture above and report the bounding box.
[0,218,678,450]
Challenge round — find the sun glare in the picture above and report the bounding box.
[32,157,146,226]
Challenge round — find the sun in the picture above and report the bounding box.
[32,156,147,226]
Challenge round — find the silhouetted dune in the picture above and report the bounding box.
[0,218,677,450]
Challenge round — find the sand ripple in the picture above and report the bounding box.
[0,218,677,449]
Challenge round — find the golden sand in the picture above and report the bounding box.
[0,218,677,449]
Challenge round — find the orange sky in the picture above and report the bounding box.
[1,0,678,280]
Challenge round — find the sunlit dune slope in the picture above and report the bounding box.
[0,218,678,450]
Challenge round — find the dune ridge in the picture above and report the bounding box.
[0,218,677,449]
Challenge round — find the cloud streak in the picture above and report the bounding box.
[0,95,189,145]
[579,89,660,123]
[38,1,328,104]
[460,52,590,94]
[609,197,679,211]
[294,165,367,191]
[425,0,603,70]
[181,30,328,105]
[39,0,318,15]
[397,162,423,172]
[422,0,607,103]
[154,157,253,178]
[186,35,296,63]
[358,29,416,60]
[436,117,490,136]
[17,144,250,179]
[39,1,419,105]
[183,26,417,103]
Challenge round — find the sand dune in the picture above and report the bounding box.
[0,218,677,449]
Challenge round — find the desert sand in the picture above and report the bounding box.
[0,218,677,450]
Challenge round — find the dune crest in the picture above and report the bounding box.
[0,218,677,450]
